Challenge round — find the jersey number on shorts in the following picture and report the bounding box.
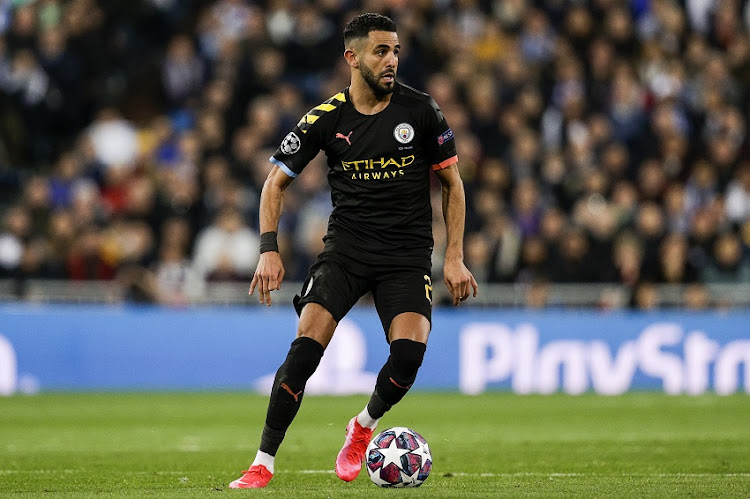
[423,275,433,305]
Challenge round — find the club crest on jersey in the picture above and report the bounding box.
[280,132,301,154]
[393,123,415,144]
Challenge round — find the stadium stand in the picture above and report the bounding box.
[1,0,749,309]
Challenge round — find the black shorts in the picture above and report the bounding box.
[293,251,432,338]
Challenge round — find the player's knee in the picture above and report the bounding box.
[297,304,337,347]
[282,337,325,382]
[388,339,426,388]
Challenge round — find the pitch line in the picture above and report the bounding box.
[443,472,750,478]
[294,471,750,478]
[2,469,750,478]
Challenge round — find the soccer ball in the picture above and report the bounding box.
[365,427,432,487]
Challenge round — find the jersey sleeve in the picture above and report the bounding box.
[422,97,458,171]
[270,91,346,178]
[269,119,325,178]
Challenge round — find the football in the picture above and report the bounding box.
[365,427,432,487]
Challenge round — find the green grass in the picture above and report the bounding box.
[1,393,749,497]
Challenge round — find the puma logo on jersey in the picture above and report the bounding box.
[335,131,353,146]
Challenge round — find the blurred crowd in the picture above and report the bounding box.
[1,0,750,307]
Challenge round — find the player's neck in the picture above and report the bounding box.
[348,80,393,115]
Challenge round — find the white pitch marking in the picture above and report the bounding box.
[2,469,749,478]
[292,470,750,478]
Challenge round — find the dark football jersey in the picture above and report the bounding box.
[271,83,458,263]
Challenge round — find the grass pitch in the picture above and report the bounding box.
[1,393,749,498]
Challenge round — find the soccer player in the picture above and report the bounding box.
[229,13,478,489]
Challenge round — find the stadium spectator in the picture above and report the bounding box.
[5,49,51,162]
[43,208,75,278]
[725,164,750,224]
[632,281,660,310]
[66,225,115,280]
[516,235,549,284]
[0,205,29,278]
[38,24,85,140]
[551,227,597,283]
[154,216,199,306]
[525,279,549,309]
[192,207,258,282]
[613,232,644,287]
[683,282,712,310]
[701,231,750,283]
[22,174,51,236]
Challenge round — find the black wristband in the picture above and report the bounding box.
[259,231,279,254]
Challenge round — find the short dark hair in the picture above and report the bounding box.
[343,13,397,47]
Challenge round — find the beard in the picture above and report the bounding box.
[360,61,395,98]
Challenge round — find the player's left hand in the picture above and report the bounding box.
[443,257,478,306]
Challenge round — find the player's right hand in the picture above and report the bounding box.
[249,252,285,306]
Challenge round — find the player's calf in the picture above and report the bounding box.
[367,339,426,419]
[230,337,324,489]
[260,337,324,456]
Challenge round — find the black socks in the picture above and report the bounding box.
[366,339,426,420]
[258,337,426,455]
[259,337,324,456]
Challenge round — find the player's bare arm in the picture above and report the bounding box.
[435,164,478,306]
[249,165,294,306]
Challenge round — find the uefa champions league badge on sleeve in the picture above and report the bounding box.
[394,123,414,144]
[437,128,454,145]
[281,132,301,154]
